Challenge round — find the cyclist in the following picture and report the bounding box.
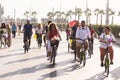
[65,24,71,40]
[22,20,33,49]
[35,24,43,45]
[0,23,7,44]
[99,26,115,67]
[71,21,79,53]
[76,20,91,61]
[6,24,12,44]
[46,22,62,60]
[88,24,98,54]
[42,21,52,47]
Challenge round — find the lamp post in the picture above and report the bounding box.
[106,0,109,25]
[86,0,88,24]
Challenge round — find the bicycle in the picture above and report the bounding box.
[88,38,93,58]
[37,34,42,48]
[24,38,29,54]
[50,40,59,66]
[76,38,87,66]
[68,38,76,60]
[104,44,110,76]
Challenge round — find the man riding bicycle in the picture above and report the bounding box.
[22,20,33,49]
[76,20,91,61]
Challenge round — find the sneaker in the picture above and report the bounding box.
[44,44,46,47]
[47,57,50,60]
[110,61,113,65]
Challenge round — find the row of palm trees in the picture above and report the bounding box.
[24,11,37,20]
[47,8,120,25]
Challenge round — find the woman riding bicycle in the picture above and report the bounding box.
[46,22,62,59]
[99,26,115,67]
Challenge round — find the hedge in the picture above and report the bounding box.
[93,25,120,38]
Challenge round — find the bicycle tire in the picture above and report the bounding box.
[53,47,56,66]
[83,52,86,66]
[105,57,109,76]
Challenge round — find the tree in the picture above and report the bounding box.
[24,11,29,19]
[75,8,82,22]
[94,9,100,25]
[32,11,37,21]
[66,10,74,22]
[99,9,105,25]
[47,12,54,19]
[84,8,91,24]
[109,9,115,25]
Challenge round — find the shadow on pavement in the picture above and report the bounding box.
[38,64,81,80]
[0,63,54,78]
[86,67,120,80]
[4,55,46,65]
[0,53,24,58]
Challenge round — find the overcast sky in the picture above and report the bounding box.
[0,0,120,24]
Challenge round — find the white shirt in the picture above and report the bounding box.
[76,26,91,43]
[36,28,43,34]
[100,33,115,49]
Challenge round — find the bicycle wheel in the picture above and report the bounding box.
[53,47,56,66]
[83,52,86,67]
[105,58,109,76]
[80,51,83,64]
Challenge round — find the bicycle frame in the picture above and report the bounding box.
[104,45,110,76]
[50,40,58,66]
[76,38,87,66]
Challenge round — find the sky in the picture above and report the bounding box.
[0,0,120,24]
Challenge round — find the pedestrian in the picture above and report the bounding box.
[12,23,17,38]
[18,23,22,36]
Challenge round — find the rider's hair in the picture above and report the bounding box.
[49,23,57,32]
[105,26,111,31]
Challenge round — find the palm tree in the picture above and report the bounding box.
[94,9,100,25]
[99,9,105,25]
[47,12,54,19]
[24,11,29,19]
[55,11,61,19]
[88,13,92,24]
[118,11,120,22]
[109,9,115,25]
[32,11,37,21]
[84,8,91,24]
[67,10,74,22]
[75,8,82,22]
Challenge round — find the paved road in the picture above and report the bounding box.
[0,32,120,80]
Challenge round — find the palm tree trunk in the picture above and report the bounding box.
[111,16,114,24]
[100,15,102,25]
[78,15,80,22]
[96,14,98,25]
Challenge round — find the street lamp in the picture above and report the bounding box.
[106,0,109,25]
[86,0,88,24]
